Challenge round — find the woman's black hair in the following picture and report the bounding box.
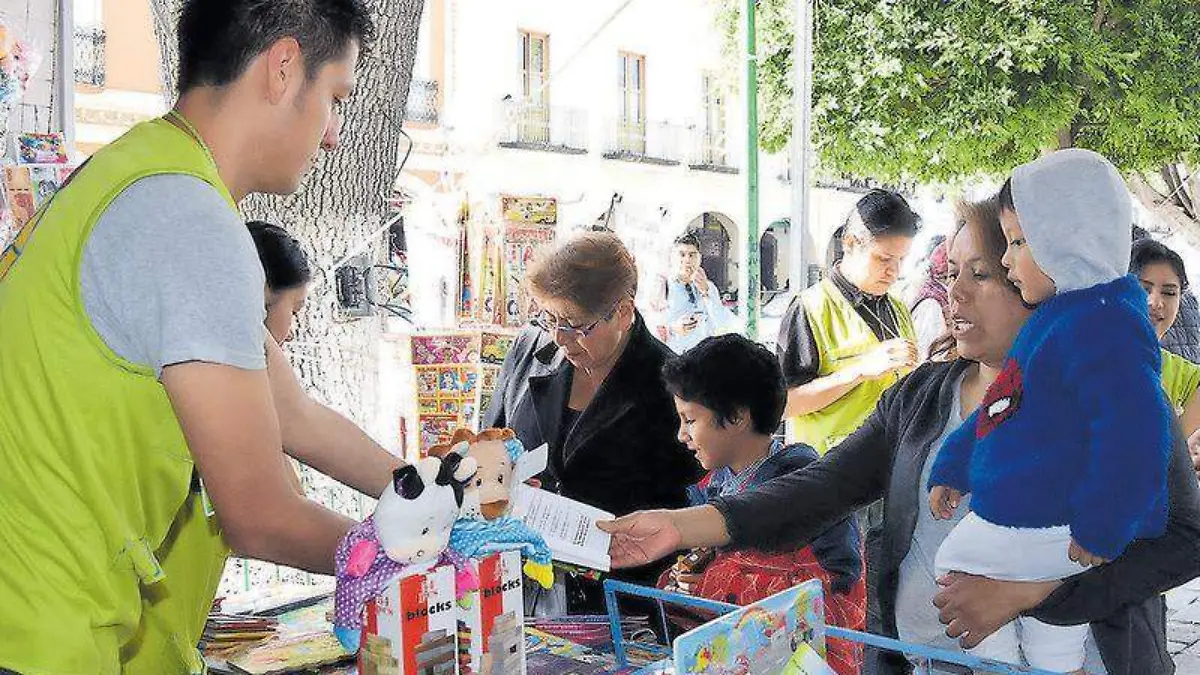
[247,221,312,292]
[662,334,786,435]
[825,225,846,270]
[1131,238,1189,290]
[998,178,1015,213]
[844,189,922,240]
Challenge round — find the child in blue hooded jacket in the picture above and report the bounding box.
[927,149,1173,673]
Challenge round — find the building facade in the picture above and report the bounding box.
[396,0,840,331]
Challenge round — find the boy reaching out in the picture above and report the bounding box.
[660,334,866,675]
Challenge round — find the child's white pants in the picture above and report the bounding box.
[935,512,1091,672]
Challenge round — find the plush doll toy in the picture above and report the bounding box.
[333,452,478,652]
[431,428,555,589]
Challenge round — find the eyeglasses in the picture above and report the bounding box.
[531,300,623,339]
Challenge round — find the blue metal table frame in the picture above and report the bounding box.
[602,579,1064,675]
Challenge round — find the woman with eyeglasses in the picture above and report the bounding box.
[483,231,703,613]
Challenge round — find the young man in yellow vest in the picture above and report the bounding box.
[776,189,922,456]
[0,2,404,673]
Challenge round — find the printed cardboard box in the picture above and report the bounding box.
[456,551,525,675]
[360,565,459,675]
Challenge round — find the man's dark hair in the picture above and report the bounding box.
[1131,238,1189,291]
[662,334,786,435]
[248,221,312,291]
[176,0,376,94]
[844,189,921,240]
[674,231,702,250]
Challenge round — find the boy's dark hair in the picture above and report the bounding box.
[844,189,921,241]
[248,221,312,291]
[673,232,702,250]
[177,0,376,94]
[662,334,786,435]
[1131,238,1189,290]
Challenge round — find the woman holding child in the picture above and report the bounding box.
[601,151,1200,674]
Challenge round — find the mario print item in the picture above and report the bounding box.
[976,358,1023,439]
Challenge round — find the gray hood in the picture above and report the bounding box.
[1010,149,1132,294]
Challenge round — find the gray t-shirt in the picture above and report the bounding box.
[896,371,1106,674]
[80,174,267,376]
[896,371,971,651]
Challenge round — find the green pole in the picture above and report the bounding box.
[745,0,760,339]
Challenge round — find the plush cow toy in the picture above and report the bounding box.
[333,453,478,652]
[432,428,555,589]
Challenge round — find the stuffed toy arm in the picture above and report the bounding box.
[450,516,555,588]
[333,517,401,652]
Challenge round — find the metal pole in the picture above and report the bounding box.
[745,0,760,338]
[56,0,76,151]
[790,0,815,291]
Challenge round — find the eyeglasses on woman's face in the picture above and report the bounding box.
[531,300,622,340]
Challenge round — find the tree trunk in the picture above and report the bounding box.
[1130,167,1200,252]
[150,0,424,590]
[1055,124,1077,150]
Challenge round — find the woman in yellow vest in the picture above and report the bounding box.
[1129,238,1200,441]
[776,189,921,455]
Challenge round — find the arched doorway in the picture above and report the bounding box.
[760,231,779,291]
[685,212,738,299]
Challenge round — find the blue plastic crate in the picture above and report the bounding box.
[602,579,1064,675]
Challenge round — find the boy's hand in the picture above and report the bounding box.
[929,485,963,520]
[1068,539,1109,567]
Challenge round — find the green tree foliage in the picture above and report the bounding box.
[723,0,1200,185]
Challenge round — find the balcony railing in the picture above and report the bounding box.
[688,128,737,173]
[404,78,439,124]
[497,101,588,154]
[602,118,684,165]
[73,26,106,88]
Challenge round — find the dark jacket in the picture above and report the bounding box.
[712,359,1200,675]
[688,443,862,595]
[484,314,701,516]
[1163,290,1200,363]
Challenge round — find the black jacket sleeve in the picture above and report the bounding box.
[710,389,899,552]
[777,296,822,388]
[1031,425,1200,625]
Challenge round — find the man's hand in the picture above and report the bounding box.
[671,315,700,336]
[1068,539,1109,567]
[693,266,712,294]
[934,572,1060,649]
[928,485,963,520]
[598,510,683,568]
[853,339,918,380]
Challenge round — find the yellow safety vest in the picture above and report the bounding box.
[787,278,916,455]
[0,117,238,674]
